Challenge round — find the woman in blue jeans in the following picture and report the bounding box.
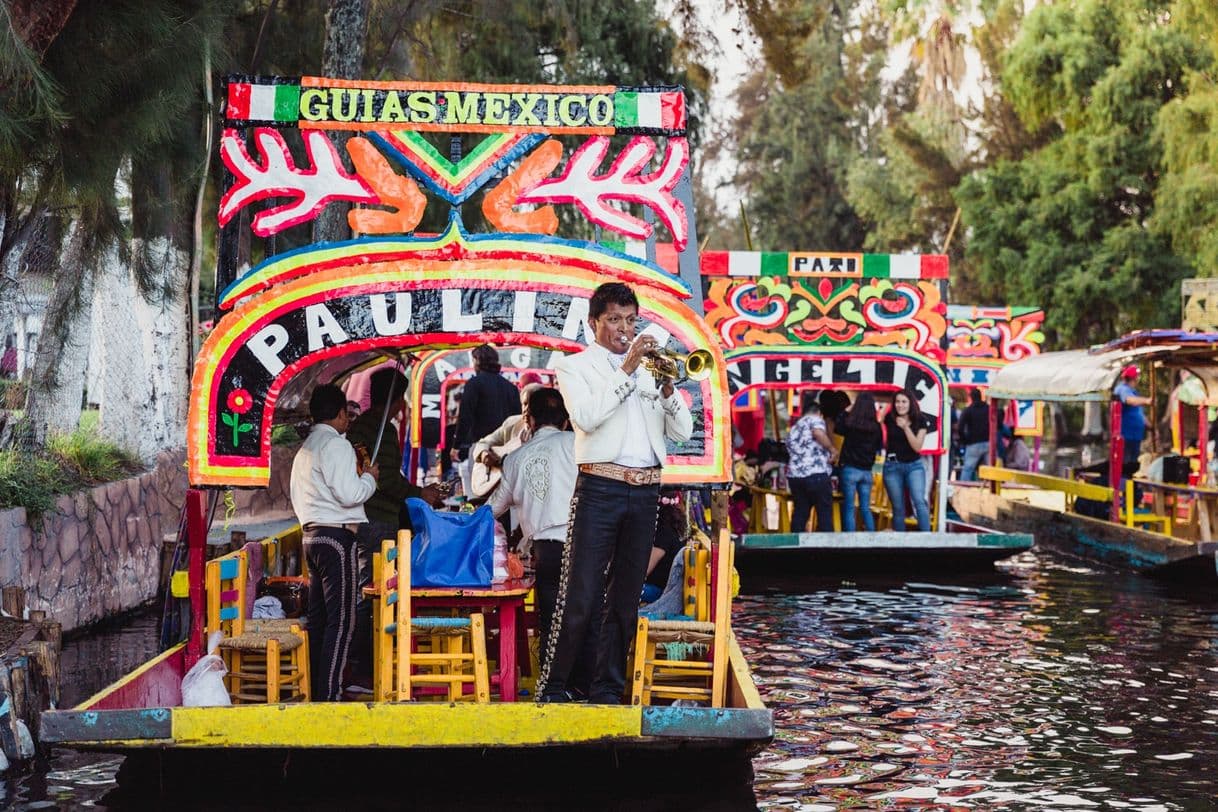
[834,392,883,531]
[882,390,931,531]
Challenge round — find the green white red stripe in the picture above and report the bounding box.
[227,83,301,122]
[614,90,685,131]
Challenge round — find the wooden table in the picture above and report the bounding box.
[410,578,533,702]
[1133,479,1218,541]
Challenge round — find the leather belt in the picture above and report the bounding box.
[303,522,360,534]
[579,462,662,486]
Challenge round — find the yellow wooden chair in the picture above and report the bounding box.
[205,551,310,704]
[630,528,734,708]
[871,471,893,530]
[371,531,490,703]
[748,486,792,533]
[1121,479,1172,534]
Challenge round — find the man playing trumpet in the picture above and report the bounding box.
[537,282,694,704]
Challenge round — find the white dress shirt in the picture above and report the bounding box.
[289,423,377,526]
[488,426,577,542]
[555,342,693,466]
[605,351,660,468]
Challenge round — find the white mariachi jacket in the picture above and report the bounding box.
[555,342,694,466]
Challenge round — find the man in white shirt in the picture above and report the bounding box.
[537,282,693,704]
[289,383,379,701]
[488,387,576,659]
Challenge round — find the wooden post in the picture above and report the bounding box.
[709,489,729,540]
[187,488,209,667]
[767,390,780,441]
[1198,406,1209,485]
[1110,400,1124,523]
[22,640,59,709]
[1,587,24,619]
[988,399,1000,494]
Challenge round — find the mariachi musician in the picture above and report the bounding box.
[536,282,693,704]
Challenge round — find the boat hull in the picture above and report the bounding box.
[41,638,772,755]
[952,486,1218,582]
[734,529,1032,578]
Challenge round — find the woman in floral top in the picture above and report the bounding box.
[786,393,839,532]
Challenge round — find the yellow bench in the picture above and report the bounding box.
[979,465,1170,533]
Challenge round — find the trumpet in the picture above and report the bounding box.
[641,347,714,384]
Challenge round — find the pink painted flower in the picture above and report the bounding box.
[227,389,253,415]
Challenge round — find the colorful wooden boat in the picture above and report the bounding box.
[39,75,771,768]
[952,330,1218,582]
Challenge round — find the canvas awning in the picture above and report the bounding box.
[988,346,1181,402]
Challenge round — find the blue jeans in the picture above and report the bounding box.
[840,466,874,532]
[961,441,989,481]
[789,473,834,532]
[883,459,930,532]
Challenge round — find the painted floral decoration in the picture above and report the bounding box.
[222,388,255,447]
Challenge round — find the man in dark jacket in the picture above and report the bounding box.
[958,388,990,481]
[451,344,521,496]
[346,367,444,692]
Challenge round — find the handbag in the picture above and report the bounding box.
[404,498,494,588]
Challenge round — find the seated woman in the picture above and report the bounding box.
[642,489,687,604]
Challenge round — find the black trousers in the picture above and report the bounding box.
[304,527,360,701]
[789,473,834,532]
[533,539,563,654]
[540,473,660,703]
[349,519,399,681]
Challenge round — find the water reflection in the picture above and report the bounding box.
[6,551,1218,810]
[741,552,1218,810]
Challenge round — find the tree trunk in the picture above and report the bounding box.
[21,220,96,448]
[96,161,190,462]
[312,0,370,245]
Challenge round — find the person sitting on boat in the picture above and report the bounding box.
[289,383,378,702]
[958,388,991,482]
[729,487,751,534]
[1003,427,1032,472]
[537,282,693,705]
[1115,365,1152,469]
[451,344,522,497]
[835,391,883,532]
[786,394,838,533]
[345,368,446,693]
[488,386,575,656]
[469,380,544,497]
[643,488,688,603]
[882,390,933,532]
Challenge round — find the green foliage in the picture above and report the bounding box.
[958,0,1204,348]
[0,428,141,515]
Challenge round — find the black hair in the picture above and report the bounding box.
[589,282,639,320]
[887,389,924,425]
[527,387,568,428]
[369,368,408,405]
[472,344,501,373]
[818,390,850,420]
[841,391,881,433]
[309,384,347,422]
[730,488,751,505]
[968,388,983,405]
[800,390,821,415]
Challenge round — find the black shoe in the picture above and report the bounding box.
[588,694,622,705]
[536,690,577,704]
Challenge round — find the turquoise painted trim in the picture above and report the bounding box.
[386,593,398,606]
[386,547,398,562]
[41,708,173,744]
[219,607,239,621]
[412,617,471,629]
[739,534,802,548]
[641,707,773,741]
[976,533,1034,549]
[219,558,240,580]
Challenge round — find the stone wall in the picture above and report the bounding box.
[0,443,301,633]
[0,450,188,633]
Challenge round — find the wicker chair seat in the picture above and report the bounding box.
[220,629,304,653]
[246,617,308,633]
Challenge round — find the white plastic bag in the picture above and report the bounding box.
[252,595,285,619]
[492,520,509,583]
[181,632,231,707]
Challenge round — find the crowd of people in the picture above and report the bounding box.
[287,282,692,704]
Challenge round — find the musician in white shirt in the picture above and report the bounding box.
[537,282,693,704]
[488,387,576,659]
[289,384,378,701]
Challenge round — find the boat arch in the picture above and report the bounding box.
[187,247,730,487]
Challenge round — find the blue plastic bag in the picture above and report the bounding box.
[404,498,494,588]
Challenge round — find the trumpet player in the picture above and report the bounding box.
[537,282,693,704]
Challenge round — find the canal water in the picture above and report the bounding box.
[2,549,1216,810]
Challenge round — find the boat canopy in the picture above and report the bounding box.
[988,335,1218,404]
